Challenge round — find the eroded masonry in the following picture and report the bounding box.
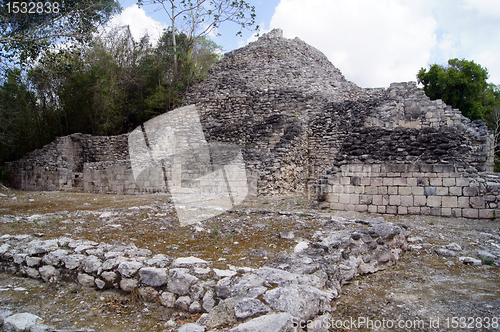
[6,29,498,218]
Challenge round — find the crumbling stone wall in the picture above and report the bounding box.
[5,29,496,218]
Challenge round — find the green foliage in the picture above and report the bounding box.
[417,59,492,120]
[0,28,221,165]
[0,0,121,69]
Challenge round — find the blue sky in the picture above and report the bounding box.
[113,0,500,88]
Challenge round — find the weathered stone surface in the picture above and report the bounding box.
[117,260,143,278]
[77,273,95,287]
[228,313,294,332]
[139,267,168,287]
[175,296,192,311]
[178,323,206,332]
[82,255,102,274]
[160,291,176,307]
[263,284,332,321]
[62,254,86,270]
[168,268,199,295]
[38,265,59,283]
[234,298,271,319]
[120,278,138,292]
[138,286,159,302]
[3,313,42,332]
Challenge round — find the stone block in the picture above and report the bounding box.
[359,194,373,205]
[361,177,371,185]
[408,206,420,214]
[365,186,378,195]
[355,186,365,194]
[458,197,469,208]
[421,207,431,215]
[463,186,479,196]
[420,164,432,172]
[442,178,456,186]
[425,172,437,178]
[430,207,441,216]
[470,197,485,209]
[452,208,462,217]
[368,205,378,213]
[424,187,436,196]
[436,187,448,196]
[349,194,360,205]
[449,186,462,196]
[382,194,390,205]
[383,178,394,186]
[330,203,346,211]
[441,208,452,216]
[387,172,401,177]
[412,187,424,195]
[371,178,383,186]
[378,186,388,195]
[397,206,408,215]
[350,176,361,186]
[417,177,429,186]
[401,196,413,206]
[398,186,412,195]
[427,196,441,207]
[340,177,350,185]
[377,206,386,213]
[406,178,418,187]
[372,195,383,205]
[388,186,398,195]
[386,206,397,214]
[331,185,343,193]
[442,196,458,208]
[479,209,494,219]
[326,193,339,203]
[414,195,427,206]
[430,178,442,186]
[462,208,479,219]
[456,178,470,186]
[389,195,401,206]
[355,205,368,212]
[345,185,356,194]
[394,178,407,186]
[339,194,350,204]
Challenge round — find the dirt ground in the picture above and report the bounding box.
[0,187,499,331]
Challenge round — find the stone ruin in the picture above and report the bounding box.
[6,28,499,219]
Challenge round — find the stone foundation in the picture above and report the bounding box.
[319,163,500,218]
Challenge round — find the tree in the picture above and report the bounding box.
[0,0,121,72]
[137,0,257,79]
[417,59,490,120]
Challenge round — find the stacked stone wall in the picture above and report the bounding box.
[319,163,500,219]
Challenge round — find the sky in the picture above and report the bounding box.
[113,0,500,88]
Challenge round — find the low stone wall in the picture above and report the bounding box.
[83,160,139,195]
[0,216,408,330]
[319,163,500,218]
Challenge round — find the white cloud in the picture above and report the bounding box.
[105,5,167,45]
[267,0,500,87]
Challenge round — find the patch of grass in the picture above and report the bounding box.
[482,258,494,265]
[298,213,308,218]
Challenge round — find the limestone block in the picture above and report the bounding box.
[397,206,407,215]
[401,196,413,206]
[339,194,350,204]
[424,187,436,196]
[449,186,462,196]
[368,205,378,213]
[442,196,458,208]
[436,187,449,196]
[462,209,479,219]
[382,178,394,186]
[365,186,378,195]
[458,197,469,208]
[344,185,355,194]
[398,186,412,195]
[427,196,441,207]
[359,194,372,205]
[330,203,346,211]
[417,177,429,186]
[377,206,386,213]
[372,195,383,205]
[421,207,431,215]
[430,178,442,186]
[331,185,343,193]
[456,178,470,186]
[378,186,388,195]
[386,206,397,214]
[442,178,456,186]
[470,196,485,209]
[479,209,494,219]
[355,205,368,212]
[371,178,383,186]
[340,177,350,185]
[430,207,441,216]
[394,178,406,186]
[407,178,418,187]
[412,187,424,195]
[388,186,398,195]
[326,193,339,203]
[441,208,452,216]
[452,208,462,217]
[408,206,420,214]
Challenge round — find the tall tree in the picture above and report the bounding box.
[417,59,490,120]
[137,0,257,79]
